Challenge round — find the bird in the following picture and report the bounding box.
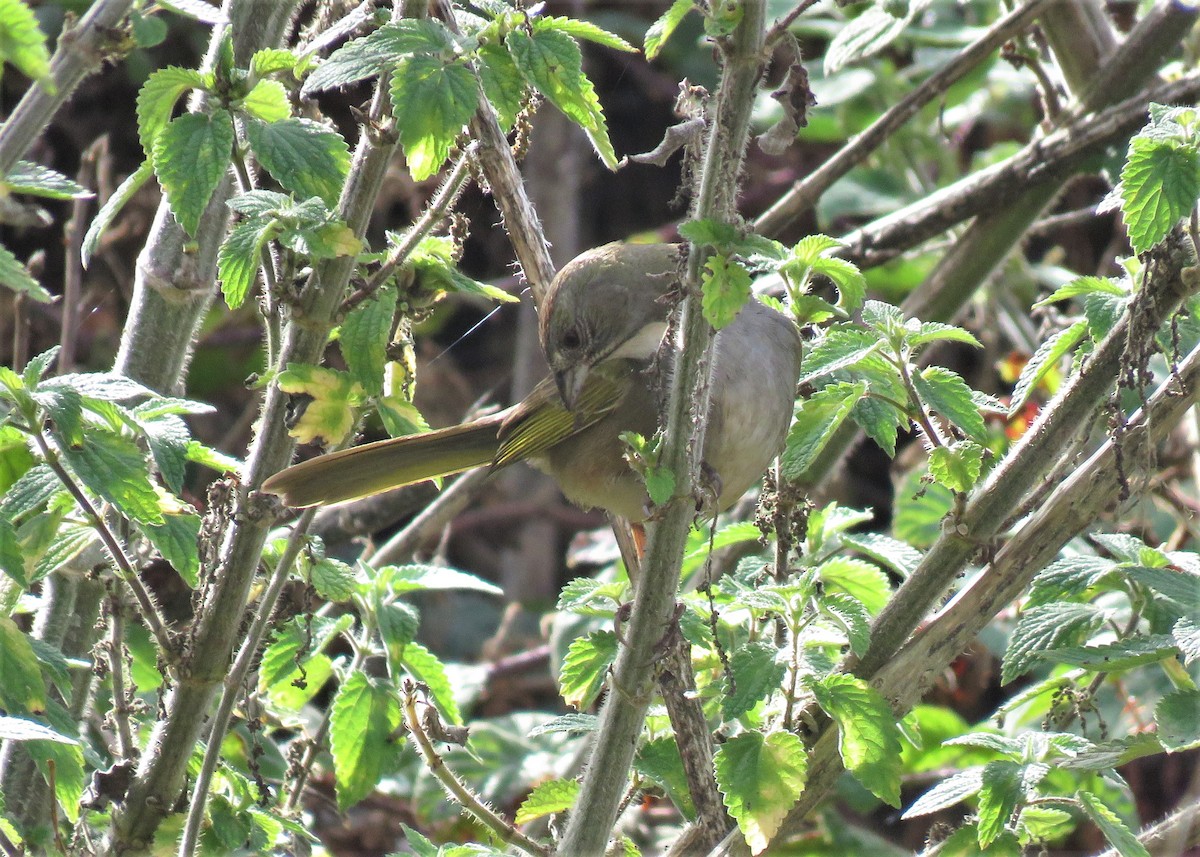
[262,242,802,521]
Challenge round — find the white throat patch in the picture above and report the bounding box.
[609,321,669,361]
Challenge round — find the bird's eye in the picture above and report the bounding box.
[561,327,582,350]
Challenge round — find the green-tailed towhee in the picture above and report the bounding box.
[263,242,802,520]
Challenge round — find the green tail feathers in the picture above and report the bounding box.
[263,417,504,507]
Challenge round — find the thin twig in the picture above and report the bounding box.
[106,588,137,761]
[60,137,104,373]
[763,0,821,47]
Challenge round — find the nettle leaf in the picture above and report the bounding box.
[799,329,884,388]
[1155,688,1200,751]
[1040,634,1179,672]
[903,767,983,818]
[244,118,350,207]
[405,235,518,303]
[928,440,984,494]
[1027,554,1118,605]
[153,110,234,237]
[275,364,364,445]
[142,513,201,587]
[478,41,525,130]
[0,0,51,82]
[808,673,903,807]
[329,671,401,810]
[908,321,981,349]
[0,518,25,588]
[815,555,890,614]
[301,19,454,96]
[722,641,786,720]
[340,284,397,396]
[534,16,635,53]
[1173,615,1200,665]
[781,381,867,480]
[507,27,616,168]
[977,760,1049,848]
[913,366,986,443]
[389,54,478,181]
[714,731,808,855]
[217,216,276,309]
[310,557,355,602]
[701,254,752,329]
[841,532,921,579]
[1124,564,1200,610]
[1010,320,1087,413]
[825,0,929,74]
[636,736,695,818]
[1033,275,1126,308]
[239,78,291,123]
[378,563,503,596]
[819,592,872,657]
[249,47,297,78]
[4,161,91,200]
[397,641,460,726]
[83,162,153,268]
[0,242,50,303]
[1119,135,1200,254]
[645,0,695,60]
[259,613,353,699]
[560,630,618,710]
[136,66,209,158]
[515,778,580,824]
[57,430,164,526]
[1078,790,1151,857]
[0,616,45,715]
[1001,602,1105,685]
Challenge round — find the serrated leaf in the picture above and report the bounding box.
[1155,688,1200,751]
[814,555,890,614]
[723,641,785,719]
[0,463,58,523]
[478,41,525,130]
[4,161,91,200]
[819,592,871,656]
[1125,564,1200,610]
[249,47,296,78]
[928,440,984,493]
[0,715,76,744]
[398,640,460,725]
[340,284,397,396]
[644,465,675,507]
[1002,602,1105,684]
[825,1,922,74]
[914,366,986,443]
[679,218,742,249]
[43,372,153,401]
[714,731,808,854]
[799,328,883,385]
[0,616,45,715]
[275,363,363,445]
[528,712,598,737]
[259,614,352,701]
[57,430,164,526]
[534,16,635,52]
[1173,615,1200,665]
[977,760,1047,848]
[1078,790,1151,857]
[378,563,503,596]
[0,0,51,82]
[82,162,153,268]
[809,673,903,806]
[515,778,580,824]
[136,66,208,158]
[1033,275,1126,308]
[841,532,921,578]
[1028,554,1117,605]
[781,381,867,480]
[645,0,694,59]
[701,254,752,329]
[240,78,291,122]
[507,27,616,168]
[903,768,983,818]
[560,630,617,709]
[1041,634,1178,672]
[1010,320,1087,413]
[1119,136,1200,253]
[244,118,349,207]
[0,518,26,588]
[389,55,478,182]
[810,255,866,311]
[0,242,50,302]
[142,513,201,587]
[330,671,401,810]
[31,523,93,584]
[309,557,355,602]
[908,321,981,349]
[153,110,234,236]
[217,215,274,309]
[635,736,695,819]
[301,19,454,95]
[142,412,190,494]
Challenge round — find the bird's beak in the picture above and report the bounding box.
[554,364,589,411]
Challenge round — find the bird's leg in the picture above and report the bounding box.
[694,461,723,520]
[610,515,645,585]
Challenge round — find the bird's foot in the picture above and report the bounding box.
[694,461,722,520]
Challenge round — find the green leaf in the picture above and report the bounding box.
[153,110,234,237]
[1001,602,1105,684]
[1119,136,1200,254]
[810,256,866,311]
[841,532,921,578]
[0,464,59,523]
[249,47,297,78]
[0,616,46,715]
[30,722,84,822]
[714,731,808,854]
[259,614,352,701]
[1041,634,1179,672]
[58,429,164,526]
[976,760,1028,848]
[814,555,890,614]
[645,0,695,60]
[406,235,519,303]
[83,162,153,268]
[340,284,397,396]
[1155,688,1200,751]
[389,55,477,182]
[329,671,401,810]
[903,768,983,818]
[1124,564,1200,609]
[1173,615,1200,665]
[798,328,884,385]
[635,736,695,819]
[0,715,77,744]
[240,78,291,122]
[534,16,635,52]
[275,363,364,445]
[699,254,752,329]
[31,523,93,585]
[913,366,986,443]
[819,592,872,657]
[4,161,91,200]
[1033,275,1126,308]
[528,712,599,737]
[825,0,923,74]
[244,118,350,207]
[378,563,503,596]
[478,41,525,130]
[560,630,618,710]
[1028,554,1117,605]
[136,66,208,158]
[1078,790,1151,857]
[0,517,25,588]
[0,242,50,302]
[0,0,50,82]
[808,673,902,806]
[928,440,984,493]
[507,27,616,168]
[217,215,274,309]
[781,381,867,480]
[723,641,785,719]
[1009,320,1087,413]
[309,556,355,602]
[515,778,580,824]
[142,513,201,587]
[301,19,454,96]
[908,321,981,349]
[397,640,460,726]
[644,465,675,507]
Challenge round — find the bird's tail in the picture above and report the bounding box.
[262,414,505,507]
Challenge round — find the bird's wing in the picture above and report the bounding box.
[493,371,627,468]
